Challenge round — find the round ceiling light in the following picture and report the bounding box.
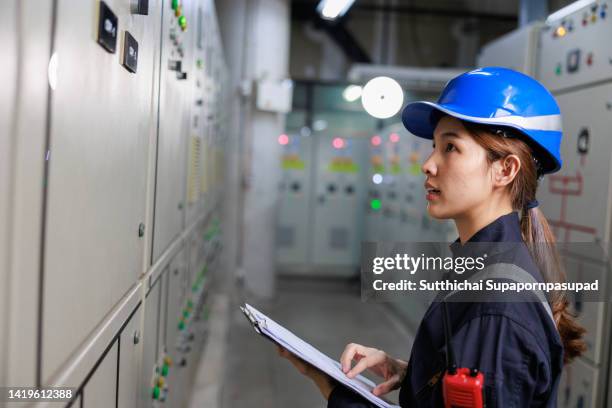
[361,76,404,119]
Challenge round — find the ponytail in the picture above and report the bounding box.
[521,207,586,364]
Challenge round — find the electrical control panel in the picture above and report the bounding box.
[537,3,612,406]
[1,0,228,405]
[539,1,612,92]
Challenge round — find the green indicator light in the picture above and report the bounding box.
[187,300,193,308]
[178,320,185,330]
[161,364,169,377]
[178,15,187,28]
[171,0,178,10]
[183,309,190,318]
[370,199,381,210]
[153,386,160,400]
[555,64,562,76]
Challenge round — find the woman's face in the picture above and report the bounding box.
[422,116,494,219]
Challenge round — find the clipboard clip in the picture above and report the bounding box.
[240,304,267,334]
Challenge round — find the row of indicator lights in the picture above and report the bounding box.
[371,133,400,146]
[152,356,173,400]
[279,133,402,149]
[554,3,608,38]
[171,0,188,31]
[278,134,349,150]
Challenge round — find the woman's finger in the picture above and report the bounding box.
[346,353,377,378]
[340,343,365,373]
[372,374,401,396]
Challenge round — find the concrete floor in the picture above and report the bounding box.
[215,277,416,408]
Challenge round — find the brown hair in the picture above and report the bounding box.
[462,120,586,364]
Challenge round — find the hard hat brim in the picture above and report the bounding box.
[401,101,562,174]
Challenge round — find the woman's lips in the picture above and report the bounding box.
[425,188,441,201]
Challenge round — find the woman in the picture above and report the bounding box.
[279,67,586,406]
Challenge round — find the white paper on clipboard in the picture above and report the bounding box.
[240,303,401,408]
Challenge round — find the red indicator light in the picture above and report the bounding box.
[371,135,382,146]
[278,134,289,145]
[390,133,400,143]
[332,137,345,149]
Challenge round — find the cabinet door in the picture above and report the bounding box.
[42,0,160,381]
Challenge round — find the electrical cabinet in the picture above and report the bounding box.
[537,3,612,406]
[41,0,160,383]
[1,0,227,405]
[310,134,367,273]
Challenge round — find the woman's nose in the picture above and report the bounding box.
[421,153,437,176]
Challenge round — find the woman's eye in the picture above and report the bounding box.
[445,143,455,152]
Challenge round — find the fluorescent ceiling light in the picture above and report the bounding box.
[546,0,596,24]
[317,0,356,20]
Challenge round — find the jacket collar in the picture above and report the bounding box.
[450,211,523,257]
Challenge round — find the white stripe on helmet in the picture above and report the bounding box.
[424,102,562,132]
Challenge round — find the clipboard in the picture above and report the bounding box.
[240,303,401,408]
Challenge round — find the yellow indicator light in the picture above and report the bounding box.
[556,26,567,37]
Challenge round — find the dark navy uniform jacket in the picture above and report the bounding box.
[328,212,564,407]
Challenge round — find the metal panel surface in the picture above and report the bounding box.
[276,134,313,267]
[563,257,608,365]
[538,84,612,247]
[82,342,118,408]
[5,0,54,388]
[141,274,161,407]
[0,0,18,390]
[166,248,187,364]
[42,0,161,382]
[477,22,542,75]
[558,357,599,408]
[117,305,142,408]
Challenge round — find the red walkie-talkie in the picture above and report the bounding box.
[441,302,485,408]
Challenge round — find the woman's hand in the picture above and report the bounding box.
[277,346,337,400]
[340,343,408,396]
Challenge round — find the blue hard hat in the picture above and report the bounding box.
[401,67,563,174]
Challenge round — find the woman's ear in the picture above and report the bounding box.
[492,154,521,187]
